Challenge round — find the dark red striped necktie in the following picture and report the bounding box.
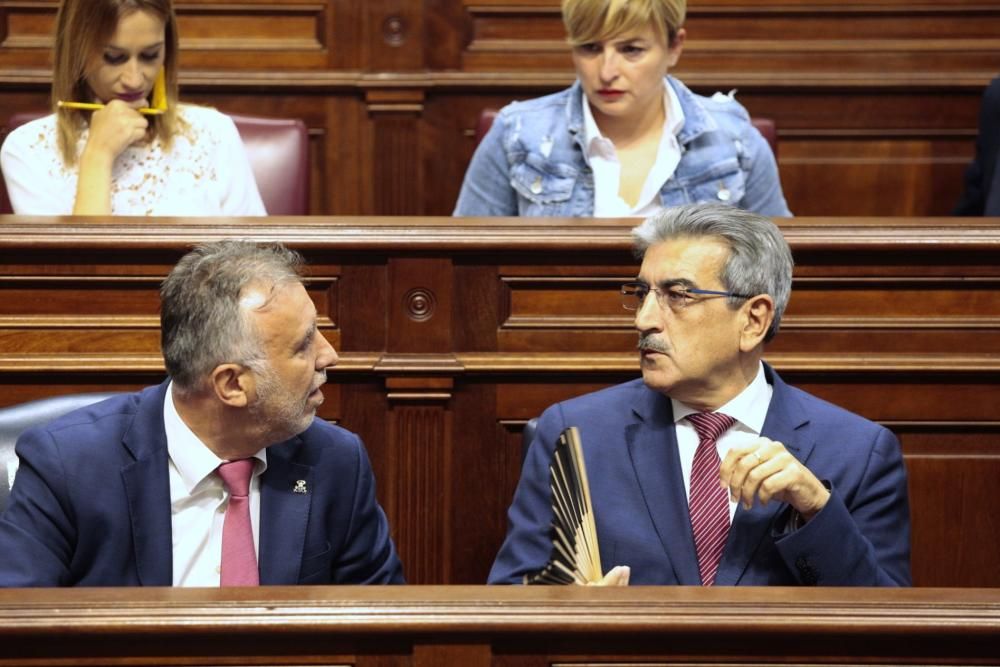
[686,412,735,586]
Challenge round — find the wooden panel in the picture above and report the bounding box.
[459,2,1000,76]
[0,272,339,355]
[365,0,426,71]
[0,3,55,54]
[0,1,331,68]
[492,271,1000,355]
[370,96,426,215]
[321,95,373,216]
[0,374,159,408]
[388,402,452,584]
[900,423,1000,588]
[780,137,973,216]
[388,257,453,352]
[451,382,513,584]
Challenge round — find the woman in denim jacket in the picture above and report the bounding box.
[454,0,791,218]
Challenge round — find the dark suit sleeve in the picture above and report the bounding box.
[488,405,567,584]
[955,76,1000,215]
[0,427,76,586]
[774,426,911,586]
[331,435,404,584]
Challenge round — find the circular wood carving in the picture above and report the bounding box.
[404,287,435,321]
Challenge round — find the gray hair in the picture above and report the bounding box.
[160,240,305,390]
[632,203,793,341]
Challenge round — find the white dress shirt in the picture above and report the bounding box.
[582,85,686,217]
[163,382,267,587]
[670,363,773,521]
[1,105,266,216]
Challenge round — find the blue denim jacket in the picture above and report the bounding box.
[454,77,791,217]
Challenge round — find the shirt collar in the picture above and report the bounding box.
[670,362,772,434]
[664,80,685,137]
[580,80,685,159]
[164,381,266,495]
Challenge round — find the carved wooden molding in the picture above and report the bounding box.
[0,587,997,666]
[374,353,464,375]
[386,376,454,402]
[2,68,998,90]
[366,88,425,114]
[500,314,1000,330]
[0,353,165,372]
[3,351,997,375]
[454,352,1000,374]
[2,216,999,251]
[0,585,997,635]
[0,316,158,329]
[2,352,999,375]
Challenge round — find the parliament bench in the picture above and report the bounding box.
[0,215,998,586]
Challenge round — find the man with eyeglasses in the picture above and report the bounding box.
[489,203,910,587]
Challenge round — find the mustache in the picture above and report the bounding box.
[311,371,327,392]
[637,334,669,354]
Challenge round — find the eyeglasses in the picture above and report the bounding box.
[620,281,755,312]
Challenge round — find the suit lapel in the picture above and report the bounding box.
[120,382,174,586]
[258,438,313,585]
[625,385,701,585]
[716,364,814,585]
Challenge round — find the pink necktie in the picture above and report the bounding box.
[687,412,735,586]
[217,459,259,586]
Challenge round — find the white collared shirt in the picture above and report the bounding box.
[670,362,773,521]
[582,85,685,217]
[164,382,267,587]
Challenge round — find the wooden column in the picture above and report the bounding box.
[364,0,426,215]
[383,257,456,583]
[367,89,425,215]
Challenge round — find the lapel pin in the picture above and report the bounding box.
[293,480,308,494]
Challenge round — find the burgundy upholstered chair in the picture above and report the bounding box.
[0,111,309,215]
[473,108,778,157]
[228,113,309,215]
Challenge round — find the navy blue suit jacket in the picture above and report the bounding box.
[955,75,1000,216]
[490,364,911,586]
[0,382,404,586]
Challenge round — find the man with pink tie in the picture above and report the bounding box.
[0,241,403,586]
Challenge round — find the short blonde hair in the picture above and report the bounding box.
[52,0,180,166]
[562,0,685,47]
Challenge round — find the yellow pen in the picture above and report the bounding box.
[57,101,165,115]
[58,67,168,116]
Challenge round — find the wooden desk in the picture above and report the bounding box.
[0,586,997,666]
[1,216,999,587]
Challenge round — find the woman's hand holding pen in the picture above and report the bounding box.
[73,100,148,215]
[84,99,149,162]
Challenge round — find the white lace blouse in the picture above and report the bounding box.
[1,104,266,216]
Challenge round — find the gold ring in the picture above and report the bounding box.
[752,451,762,464]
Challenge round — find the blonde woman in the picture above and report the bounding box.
[455,0,790,218]
[1,0,264,216]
